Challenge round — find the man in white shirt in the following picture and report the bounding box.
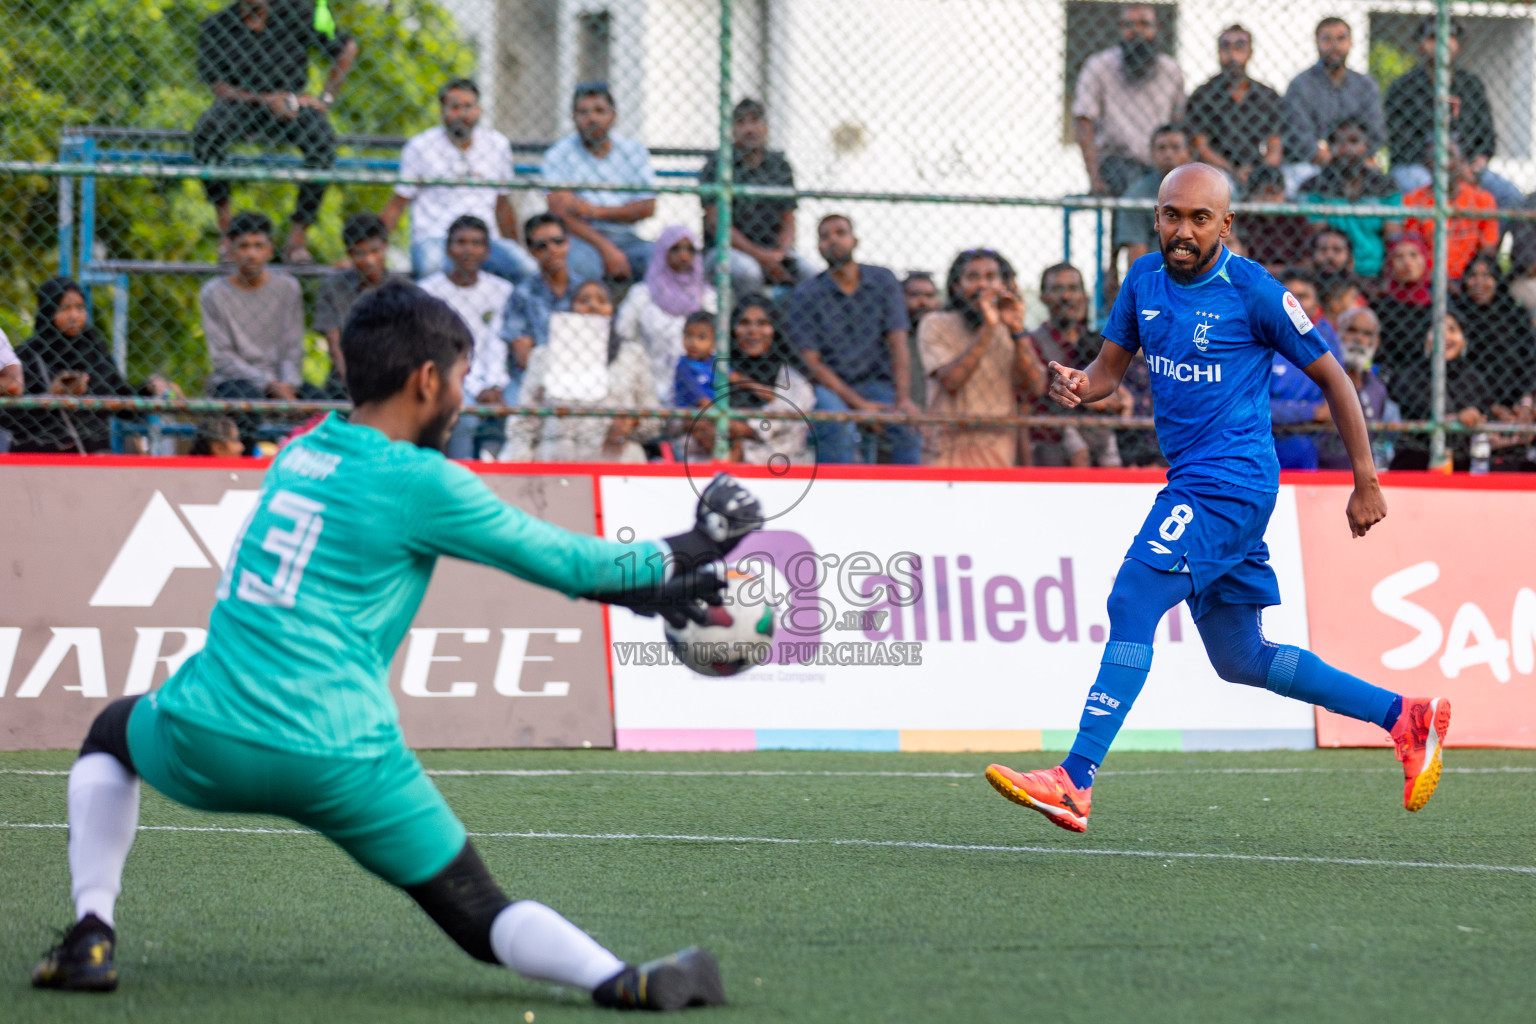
[542,82,657,283]
[381,78,537,283]
[418,215,514,459]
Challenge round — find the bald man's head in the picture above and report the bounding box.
[1155,163,1234,284]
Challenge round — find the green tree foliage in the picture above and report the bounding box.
[0,1,472,387]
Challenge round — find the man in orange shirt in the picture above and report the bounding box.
[1402,138,1497,279]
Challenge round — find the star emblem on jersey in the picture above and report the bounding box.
[1192,321,1212,352]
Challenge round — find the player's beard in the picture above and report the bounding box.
[421,403,459,452]
[1161,235,1221,284]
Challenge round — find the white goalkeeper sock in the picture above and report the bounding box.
[68,752,141,928]
[489,900,626,990]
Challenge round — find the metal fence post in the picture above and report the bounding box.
[710,0,736,462]
[1428,0,1451,468]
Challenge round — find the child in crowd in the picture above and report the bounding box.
[673,311,717,409]
[189,417,246,457]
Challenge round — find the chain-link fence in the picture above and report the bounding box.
[2,0,1534,470]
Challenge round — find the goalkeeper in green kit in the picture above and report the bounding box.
[32,280,760,1011]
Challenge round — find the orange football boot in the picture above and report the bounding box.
[1390,696,1452,812]
[985,764,1091,833]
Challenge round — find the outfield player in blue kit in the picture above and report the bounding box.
[986,164,1450,832]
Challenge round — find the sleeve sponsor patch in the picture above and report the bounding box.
[1282,290,1314,334]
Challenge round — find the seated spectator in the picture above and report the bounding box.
[1387,312,1491,471]
[1116,350,1162,467]
[1324,306,1398,470]
[419,215,514,459]
[10,278,180,454]
[1186,24,1284,187]
[700,99,813,298]
[1072,4,1185,197]
[1234,166,1312,272]
[673,312,717,411]
[1509,195,1536,313]
[1025,262,1121,467]
[501,281,661,463]
[1384,17,1523,212]
[918,249,1045,468]
[189,417,246,457]
[902,272,939,408]
[1402,138,1498,280]
[720,296,815,465]
[1282,18,1385,194]
[788,214,919,464]
[194,0,357,263]
[499,213,590,403]
[541,82,656,283]
[1374,235,1435,371]
[313,212,405,397]
[1113,124,1191,269]
[616,225,717,404]
[1297,119,1402,278]
[1269,269,1345,470]
[1453,253,1536,409]
[1319,275,1367,330]
[0,329,22,453]
[380,78,536,283]
[1309,228,1357,295]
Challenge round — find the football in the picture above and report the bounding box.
[664,569,775,676]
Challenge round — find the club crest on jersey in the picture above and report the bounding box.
[1192,321,1212,352]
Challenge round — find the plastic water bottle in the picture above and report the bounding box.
[1470,433,1491,475]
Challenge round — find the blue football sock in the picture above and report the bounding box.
[1267,647,1400,730]
[1067,640,1154,767]
[1061,753,1099,790]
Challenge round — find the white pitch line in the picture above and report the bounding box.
[3,766,1535,779]
[2,820,1532,875]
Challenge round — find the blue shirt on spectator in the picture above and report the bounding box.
[673,357,714,408]
[540,134,657,244]
[786,265,908,386]
[498,272,588,401]
[1269,318,1343,470]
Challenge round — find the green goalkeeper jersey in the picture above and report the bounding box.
[154,413,663,758]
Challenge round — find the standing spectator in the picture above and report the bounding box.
[1453,254,1536,408]
[541,83,656,283]
[501,281,661,463]
[9,278,180,454]
[1186,24,1284,187]
[1071,4,1185,196]
[1374,234,1435,372]
[1270,269,1345,470]
[201,212,306,452]
[419,216,514,459]
[1233,166,1312,272]
[918,250,1044,468]
[1025,263,1122,467]
[1383,17,1522,211]
[498,213,590,403]
[1325,306,1398,470]
[902,271,940,408]
[1402,139,1499,281]
[788,215,919,465]
[313,213,405,397]
[615,225,717,404]
[193,0,357,264]
[1283,18,1385,192]
[1387,312,1491,471]
[722,296,815,466]
[1298,119,1402,278]
[1113,125,1191,268]
[380,79,536,284]
[699,99,811,298]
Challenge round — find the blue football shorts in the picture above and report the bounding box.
[1124,473,1281,622]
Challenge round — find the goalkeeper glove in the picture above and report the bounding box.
[592,562,726,629]
[664,473,764,569]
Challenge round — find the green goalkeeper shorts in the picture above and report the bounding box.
[127,694,466,887]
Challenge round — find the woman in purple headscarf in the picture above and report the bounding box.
[616,224,717,403]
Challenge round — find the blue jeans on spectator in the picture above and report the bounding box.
[704,247,817,299]
[566,231,652,284]
[445,413,506,460]
[412,236,539,283]
[813,380,921,465]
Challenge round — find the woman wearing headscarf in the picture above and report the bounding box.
[7,277,179,453]
[615,225,717,403]
[501,280,663,463]
[1452,253,1536,408]
[1373,234,1434,374]
[1387,311,1492,470]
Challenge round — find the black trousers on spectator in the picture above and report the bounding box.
[213,378,328,452]
[192,101,337,225]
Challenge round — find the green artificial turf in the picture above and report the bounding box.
[4,748,1533,1023]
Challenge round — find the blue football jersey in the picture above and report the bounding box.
[1102,247,1331,491]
